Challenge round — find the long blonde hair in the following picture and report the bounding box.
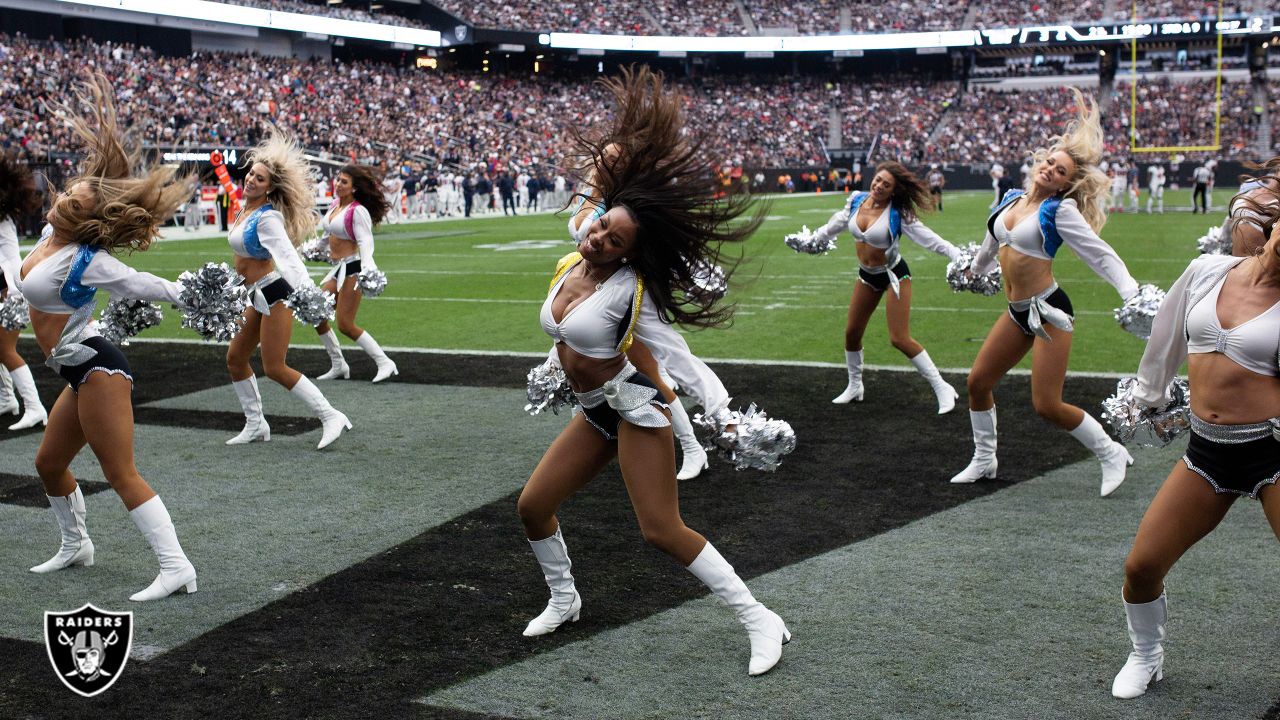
[243,129,318,247]
[1024,87,1110,233]
[47,73,191,252]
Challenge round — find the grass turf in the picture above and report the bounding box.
[75,190,1218,374]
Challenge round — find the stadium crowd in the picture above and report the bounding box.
[223,0,437,31]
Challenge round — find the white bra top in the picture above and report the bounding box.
[227,208,312,289]
[17,240,180,315]
[993,204,1052,261]
[1186,273,1280,377]
[848,206,891,249]
[539,259,636,360]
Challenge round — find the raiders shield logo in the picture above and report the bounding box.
[44,604,133,697]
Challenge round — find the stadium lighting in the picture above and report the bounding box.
[545,30,978,53]
[52,0,441,46]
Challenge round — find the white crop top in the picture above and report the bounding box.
[809,202,960,264]
[0,217,19,293]
[17,240,180,315]
[973,197,1139,300]
[321,202,376,269]
[1185,273,1280,377]
[228,208,312,289]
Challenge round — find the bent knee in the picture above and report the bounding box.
[638,523,685,555]
[33,453,68,481]
[889,337,916,355]
[337,322,362,340]
[1123,554,1167,590]
[262,364,294,385]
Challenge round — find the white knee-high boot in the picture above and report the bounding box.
[316,329,350,380]
[129,495,197,601]
[1112,593,1167,699]
[1069,413,1133,497]
[290,376,351,449]
[0,365,16,416]
[226,376,271,445]
[950,408,998,483]
[833,349,864,404]
[8,365,47,430]
[355,331,398,383]
[908,349,958,415]
[30,485,95,573]
[686,542,790,676]
[670,399,708,480]
[523,527,581,637]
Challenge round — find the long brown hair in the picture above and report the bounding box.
[47,73,191,252]
[0,153,42,222]
[874,161,934,222]
[1230,158,1280,249]
[569,65,764,329]
[339,164,391,226]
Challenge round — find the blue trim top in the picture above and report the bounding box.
[60,245,101,309]
[986,189,1064,259]
[846,191,901,241]
[241,204,275,261]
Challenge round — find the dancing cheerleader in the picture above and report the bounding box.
[313,164,398,383]
[520,67,789,675]
[951,90,1139,496]
[1220,159,1279,257]
[20,75,196,600]
[0,153,48,430]
[791,162,963,413]
[224,131,351,449]
[1111,198,1280,699]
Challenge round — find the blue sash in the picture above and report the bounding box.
[60,245,101,309]
[241,204,275,260]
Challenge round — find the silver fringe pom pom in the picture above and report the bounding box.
[0,295,29,331]
[177,262,249,342]
[357,268,389,298]
[1114,284,1165,340]
[686,259,727,303]
[693,404,797,472]
[1195,225,1230,255]
[98,298,163,345]
[784,225,837,255]
[301,237,333,263]
[284,285,336,327]
[524,359,577,416]
[945,243,1003,296]
[1101,377,1191,447]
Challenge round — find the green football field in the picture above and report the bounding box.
[94,189,1218,374]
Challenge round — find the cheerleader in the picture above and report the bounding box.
[519,67,789,675]
[1219,159,1279,257]
[20,75,196,600]
[224,131,351,449]
[0,153,48,430]
[313,164,398,383]
[951,89,1139,496]
[798,162,962,413]
[1111,211,1280,699]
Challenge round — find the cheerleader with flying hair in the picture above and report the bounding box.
[224,131,351,449]
[951,89,1139,496]
[0,152,49,430]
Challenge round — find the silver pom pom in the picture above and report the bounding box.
[0,295,29,331]
[686,259,727,303]
[945,243,1003,296]
[1101,377,1191,447]
[693,403,797,472]
[1195,225,1230,255]
[784,226,837,255]
[177,262,249,342]
[1114,284,1166,340]
[524,360,577,416]
[301,237,333,263]
[357,268,388,298]
[284,285,336,327]
[98,298,163,345]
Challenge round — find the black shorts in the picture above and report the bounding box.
[1008,287,1074,337]
[1183,430,1280,499]
[858,259,911,293]
[580,371,667,441]
[58,336,133,393]
[259,277,292,306]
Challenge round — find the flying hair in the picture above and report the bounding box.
[1024,87,1110,233]
[243,129,320,247]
